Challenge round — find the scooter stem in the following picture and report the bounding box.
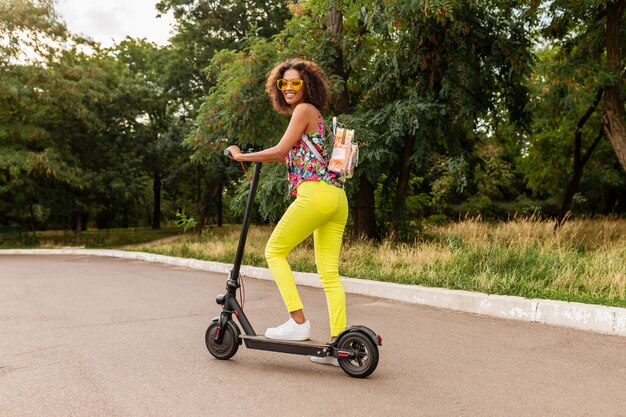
[228,162,262,291]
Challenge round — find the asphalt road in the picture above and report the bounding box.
[1,255,625,417]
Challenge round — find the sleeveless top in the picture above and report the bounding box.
[285,109,344,196]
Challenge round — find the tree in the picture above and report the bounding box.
[156,0,291,103]
[348,0,535,237]
[156,0,292,229]
[0,0,69,230]
[603,0,626,169]
[1,1,158,238]
[116,39,184,229]
[521,0,626,223]
[543,0,626,170]
[42,49,150,240]
[0,0,66,66]
[189,38,290,223]
[273,1,380,237]
[191,0,537,238]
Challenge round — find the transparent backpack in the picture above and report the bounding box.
[301,117,359,182]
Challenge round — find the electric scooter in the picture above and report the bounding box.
[205,150,381,378]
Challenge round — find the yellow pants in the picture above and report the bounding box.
[265,180,349,337]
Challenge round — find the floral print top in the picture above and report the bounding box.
[285,111,344,196]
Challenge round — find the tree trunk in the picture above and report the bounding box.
[152,169,161,230]
[327,6,352,114]
[603,0,626,170]
[390,135,416,237]
[351,176,378,239]
[556,88,604,227]
[29,203,35,232]
[195,177,222,232]
[326,7,377,237]
[216,179,223,227]
[74,212,82,245]
[122,207,129,229]
[556,129,604,228]
[196,184,210,233]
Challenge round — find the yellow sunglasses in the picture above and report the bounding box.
[276,79,304,91]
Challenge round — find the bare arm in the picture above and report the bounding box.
[226,104,316,163]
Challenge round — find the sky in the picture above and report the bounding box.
[54,0,176,47]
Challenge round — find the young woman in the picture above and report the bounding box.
[226,59,347,366]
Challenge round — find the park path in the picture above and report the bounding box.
[1,255,625,417]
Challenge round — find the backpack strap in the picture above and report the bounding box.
[301,103,328,165]
[301,135,326,164]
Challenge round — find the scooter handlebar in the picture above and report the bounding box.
[224,148,232,157]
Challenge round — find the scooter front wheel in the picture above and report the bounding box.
[205,322,239,360]
[336,331,379,378]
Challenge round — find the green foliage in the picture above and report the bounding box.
[474,144,517,201]
[1,0,625,242]
[0,0,67,65]
[429,155,468,208]
[187,36,294,223]
[254,164,291,222]
[521,17,626,215]
[191,37,285,158]
[0,2,176,231]
[375,173,430,231]
[156,0,291,105]
[175,210,198,232]
[228,163,290,223]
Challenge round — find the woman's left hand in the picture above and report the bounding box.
[226,145,242,160]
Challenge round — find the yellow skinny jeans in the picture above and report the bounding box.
[265,180,349,337]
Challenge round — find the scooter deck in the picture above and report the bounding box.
[240,335,332,357]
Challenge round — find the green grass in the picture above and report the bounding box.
[3,219,625,308]
[131,218,626,308]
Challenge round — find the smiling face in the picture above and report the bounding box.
[266,59,328,115]
[281,69,306,108]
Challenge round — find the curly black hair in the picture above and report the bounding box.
[265,59,329,115]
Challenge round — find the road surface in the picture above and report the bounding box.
[1,255,625,417]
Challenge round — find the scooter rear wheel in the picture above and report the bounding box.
[205,322,239,360]
[336,332,379,378]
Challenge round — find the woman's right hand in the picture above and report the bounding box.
[225,145,242,160]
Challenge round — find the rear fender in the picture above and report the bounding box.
[333,325,382,347]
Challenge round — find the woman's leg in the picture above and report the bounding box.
[313,184,349,337]
[264,182,330,317]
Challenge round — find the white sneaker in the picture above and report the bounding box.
[311,356,339,366]
[264,318,311,341]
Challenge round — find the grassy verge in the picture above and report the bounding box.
[0,227,181,249]
[131,218,626,308]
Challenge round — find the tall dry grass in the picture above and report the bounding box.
[436,215,626,249]
[134,218,626,307]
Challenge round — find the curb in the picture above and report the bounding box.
[2,248,625,338]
